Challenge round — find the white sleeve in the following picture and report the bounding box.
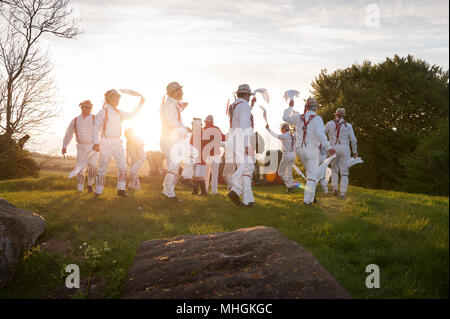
[348,125,358,154]
[267,128,282,139]
[62,119,75,149]
[93,109,105,145]
[120,103,143,120]
[324,121,331,135]
[283,107,299,126]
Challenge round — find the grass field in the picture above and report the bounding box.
[0,171,448,299]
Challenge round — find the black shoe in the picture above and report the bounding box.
[87,185,93,193]
[168,196,183,203]
[117,190,129,198]
[94,192,101,197]
[241,202,254,208]
[303,202,313,207]
[227,190,241,206]
[179,176,194,187]
[333,189,338,196]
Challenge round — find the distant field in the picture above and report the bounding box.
[0,171,448,299]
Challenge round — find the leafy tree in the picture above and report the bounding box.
[312,55,449,192]
[399,119,449,196]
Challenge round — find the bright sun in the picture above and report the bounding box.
[119,95,161,151]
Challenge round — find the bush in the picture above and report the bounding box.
[0,135,40,180]
[399,119,449,196]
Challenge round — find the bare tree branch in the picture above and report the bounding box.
[0,0,81,140]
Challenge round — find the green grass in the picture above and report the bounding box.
[0,171,448,299]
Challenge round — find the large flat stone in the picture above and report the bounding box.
[0,198,46,287]
[122,226,351,299]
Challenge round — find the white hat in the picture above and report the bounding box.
[79,100,93,108]
[104,89,121,100]
[335,108,346,115]
[235,84,253,95]
[166,82,183,94]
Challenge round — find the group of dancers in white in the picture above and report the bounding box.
[62,82,360,206]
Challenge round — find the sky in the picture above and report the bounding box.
[28,0,449,156]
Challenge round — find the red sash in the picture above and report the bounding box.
[228,101,243,128]
[300,114,316,147]
[334,118,347,144]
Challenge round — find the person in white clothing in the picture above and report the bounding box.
[325,108,358,199]
[227,84,256,208]
[160,82,194,202]
[318,144,330,194]
[283,98,335,206]
[125,128,145,190]
[62,100,97,193]
[265,123,296,193]
[93,89,145,197]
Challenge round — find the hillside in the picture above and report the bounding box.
[0,171,448,299]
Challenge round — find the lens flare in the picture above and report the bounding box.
[293,182,305,189]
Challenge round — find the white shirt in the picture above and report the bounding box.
[63,114,95,148]
[325,119,358,153]
[160,96,188,143]
[93,103,142,144]
[267,128,294,152]
[229,98,253,147]
[283,108,330,150]
[230,98,253,131]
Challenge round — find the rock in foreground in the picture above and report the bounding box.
[0,198,46,288]
[122,226,350,299]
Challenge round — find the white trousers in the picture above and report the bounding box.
[278,151,295,188]
[231,156,255,205]
[95,138,127,194]
[129,158,145,190]
[296,146,320,204]
[76,143,97,192]
[319,153,329,194]
[160,139,194,198]
[331,144,351,195]
[205,156,221,194]
[222,162,236,190]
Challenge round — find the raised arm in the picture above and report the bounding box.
[62,119,75,152]
[266,127,281,140]
[283,107,300,126]
[120,98,145,120]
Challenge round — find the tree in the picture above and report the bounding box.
[399,119,449,196]
[311,55,449,191]
[0,0,81,141]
